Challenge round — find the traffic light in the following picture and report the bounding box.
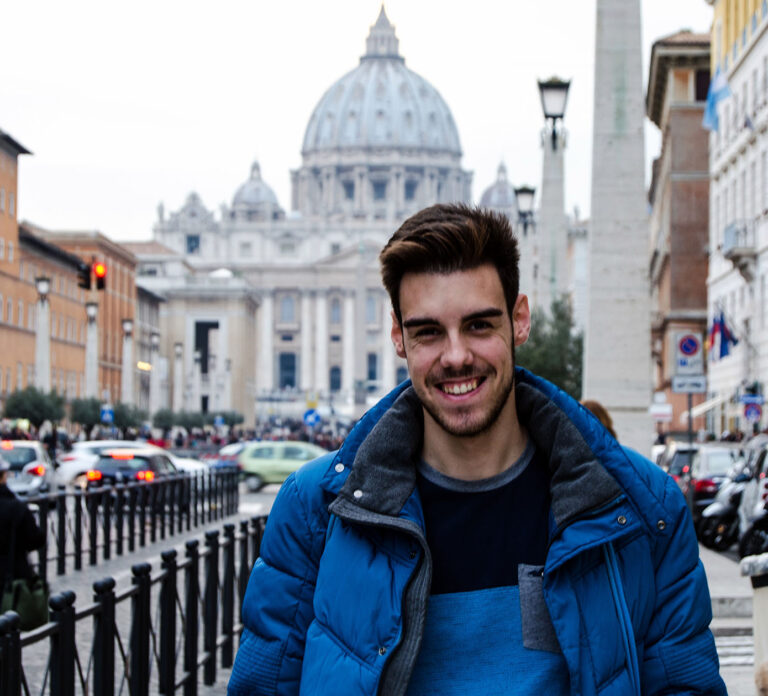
[77,261,91,290]
[93,262,107,290]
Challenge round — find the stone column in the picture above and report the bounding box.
[121,320,134,406]
[257,292,274,395]
[85,304,98,398]
[342,291,355,400]
[583,0,652,453]
[537,128,567,313]
[148,332,160,416]
[300,291,313,391]
[34,293,51,392]
[381,294,396,393]
[172,343,183,412]
[314,291,329,394]
[191,350,202,412]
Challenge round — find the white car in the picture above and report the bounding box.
[57,440,206,487]
[3,440,56,497]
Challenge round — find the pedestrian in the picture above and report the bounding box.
[0,453,47,629]
[580,398,618,439]
[229,204,725,695]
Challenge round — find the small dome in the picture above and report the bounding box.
[480,163,518,214]
[232,162,280,210]
[302,7,461,156]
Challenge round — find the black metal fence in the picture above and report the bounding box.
[27,468,240,583]
[0,515,266,696]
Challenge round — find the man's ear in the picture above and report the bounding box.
[512,294,531,347]
[391,310,407,359]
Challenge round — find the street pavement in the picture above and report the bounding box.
[18,485,764,694]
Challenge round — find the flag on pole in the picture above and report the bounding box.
[702,68,732,132]
[707,311,739,360]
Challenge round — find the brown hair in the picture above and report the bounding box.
[581,399,617,440]
[379,204,520,324]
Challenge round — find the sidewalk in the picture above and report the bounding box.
[700,545,758,695]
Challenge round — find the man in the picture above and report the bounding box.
[229,204,725,695]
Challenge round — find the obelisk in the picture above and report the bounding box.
[583,0,652,453]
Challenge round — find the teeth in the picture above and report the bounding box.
[442,379,478,395]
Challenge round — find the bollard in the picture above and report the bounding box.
[93,577,117,696]
[56,493,67,576]
[74,490,83,571]
[741,552,768,691]
[88,490,99,565]
[159,550,177,695]
[50,590,76,696]
[0,611,22,696]
[130,563,152,696]
[115,485,125,556]
[102,488,112,561]
[139,484,147,547]
[128,485,137,552]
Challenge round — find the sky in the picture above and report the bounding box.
[3,0,713,242]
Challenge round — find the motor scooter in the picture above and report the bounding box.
[700,467,750,551]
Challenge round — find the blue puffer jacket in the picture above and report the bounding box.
[229,369,726,695]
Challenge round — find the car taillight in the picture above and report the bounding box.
[694,478,718,494]
[86,470,102,481]
[59,455,76,462]
[28,465,45,476]
[136,470,155,482]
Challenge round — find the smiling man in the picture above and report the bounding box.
[229,204,724,695]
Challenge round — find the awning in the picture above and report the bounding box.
[679,394,730,423]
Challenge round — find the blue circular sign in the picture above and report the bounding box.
[303,409,321,427]
[679,335,700,356]
[745,403,763,422]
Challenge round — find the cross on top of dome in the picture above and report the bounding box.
[363,5,402,62]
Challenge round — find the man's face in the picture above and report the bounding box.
[391,264,530,438]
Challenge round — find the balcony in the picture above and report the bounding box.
[722,220,757,282]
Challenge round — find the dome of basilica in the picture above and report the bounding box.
[301,7,461,157]
[231,161,284,220]
[480,163,518,216]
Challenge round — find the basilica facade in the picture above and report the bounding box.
[130,9,520,422]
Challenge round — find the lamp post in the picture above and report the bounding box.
[148,331,160,417]
[514,186,536,235]
[84,302,99,398]
[121,318,134,405]
[537,76,570,312]
[34,276,51,392]
[173,342,183,412]
[538,77,570,151]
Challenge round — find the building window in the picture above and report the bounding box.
[330,297,341,324]
[329,366,341,392]
[695,69,710,102]
[343,181,355,200]
[405,180,418,201]
[373,181,387,200]
[17,301,22,327]
[8,242,13,262]
[367,352,378,391]
[239,242,252,256]
[0,189,4,212]
[0,239,4,259]
[330,335,341,342]
[186,235,201,254]
[366,295,377,324]
[330,242,341,255]
[17,362,22,390]
[6,367,11,393]
[6,299,12,324]
[281,334,293,341]
[278,352,297,389]
[279,242,295,255]
[396,366,409,384]
[8,194,14,216]
[280,296,295,323]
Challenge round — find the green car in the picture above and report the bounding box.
[238,441,328,491]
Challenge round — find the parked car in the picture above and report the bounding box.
[678,443,743,527]
[657,440,699,484]
[2,440,56,497]
[737,434,768,542]
[212,442,246,469]
[85,448,180,488]
[238,441,327,491]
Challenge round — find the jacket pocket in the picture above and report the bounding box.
[518,564,561,654]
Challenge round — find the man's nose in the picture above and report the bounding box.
[440,333,473,369]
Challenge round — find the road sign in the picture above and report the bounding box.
[303,408,321,428]
[745,403,763,423]
[740,394,765,405]
[213,414,225,427]
[674,331,704,376]
[648,403,673,422]
[100,403,114,424]
[671,375,707,394]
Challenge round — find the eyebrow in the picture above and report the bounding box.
[402,307,503,329]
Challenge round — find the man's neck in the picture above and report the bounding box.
[421,404,528,482]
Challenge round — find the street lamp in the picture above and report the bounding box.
[538,77,570,150]
[514,185,536,235]
[151,331,160,349]
[86,302,98,322]
[122,318,133,336]
[35,276,51,301]
[174,342,183,359]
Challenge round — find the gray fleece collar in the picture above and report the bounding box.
[337,381,623,528]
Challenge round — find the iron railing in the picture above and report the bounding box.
[0,515,266,696]
[26,468,240,584]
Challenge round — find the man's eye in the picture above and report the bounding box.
[468,320,492,331]
[414,327,439,338]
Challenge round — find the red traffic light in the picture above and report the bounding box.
[93,262,107,290]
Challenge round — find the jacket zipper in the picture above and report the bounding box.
[602,542,641,696]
